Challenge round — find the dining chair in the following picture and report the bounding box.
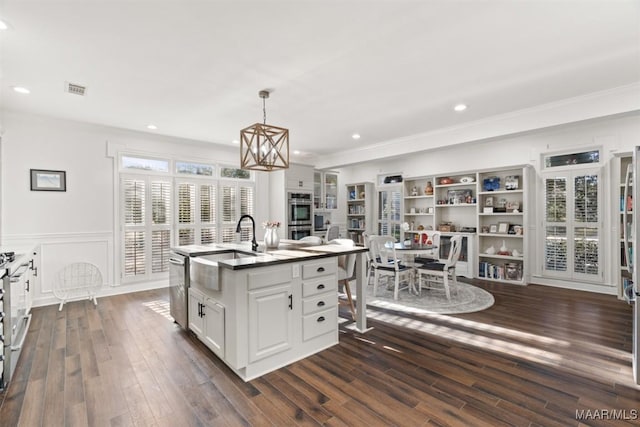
[329,238,357,319]
[325,225,339,242]
[299,235,323,245]
[413,230,441,264]
[414,234,462,301]
[368,235,413,300]
[361,232,374,285]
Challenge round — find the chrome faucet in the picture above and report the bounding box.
[236,214,258,252]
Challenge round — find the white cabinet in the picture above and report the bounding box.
[190,257,340,381]
[301,259,338,342]
[477,166,531,284]
[248,283,293,362]
[188,287,225,358]
[314,171,339,210]
[285,164,314,191]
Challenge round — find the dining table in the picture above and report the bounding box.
[386,241,439,294]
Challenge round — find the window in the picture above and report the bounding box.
[121,175,172,280]
[542,168,601,281]
[122,155,169,172]
[544,150,600,168]
[118,155,255,283]
[175,181,220,246]
[176,161,215,176]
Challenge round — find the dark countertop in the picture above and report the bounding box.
[171,240,368,270]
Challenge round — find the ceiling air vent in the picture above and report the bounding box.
[64,82,87,96]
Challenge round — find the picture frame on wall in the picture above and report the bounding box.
[30,169,67,191]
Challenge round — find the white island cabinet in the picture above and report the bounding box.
[186,249,349,382]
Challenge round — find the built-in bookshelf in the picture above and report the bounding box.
[346,182,374,245]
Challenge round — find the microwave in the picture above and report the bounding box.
[314,213,327,231]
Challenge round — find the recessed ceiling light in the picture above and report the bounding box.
[454,104,467,112]
[147,124,157,130]
[0,20,8,30]
[12,86,30,94]
[232,139,239,144]
[293,150,300,155]
[352,133,361,140]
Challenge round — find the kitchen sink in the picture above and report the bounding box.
[190,251,257,291]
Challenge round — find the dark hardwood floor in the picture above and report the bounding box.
[1,280,638,426]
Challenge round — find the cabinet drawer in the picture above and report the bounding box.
[302,260,337,279]
[302,292,337,315]
[302,275,337,298]
[303,307,338,341]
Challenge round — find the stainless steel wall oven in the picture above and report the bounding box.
[287,192,312,239]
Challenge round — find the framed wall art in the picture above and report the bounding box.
[30,169,67,191]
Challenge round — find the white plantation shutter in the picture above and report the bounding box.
[219,183,255,243]
[542,169,601,281]
[221,185,237,222]
[151,181,171,273]
[221,184,237,242]
[240,186,254,216]
[122,175,171,280]
[124,179,145,226]
[152,181,171,225]
[200,184,216,223]
[124,231,145,276]
[178,183,195,224]
[200,184,217,244]
[152,230,170,273]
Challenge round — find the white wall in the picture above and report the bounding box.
[332,113,640,294]
[0,111,271,306]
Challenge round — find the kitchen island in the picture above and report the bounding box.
[171,240,369,381]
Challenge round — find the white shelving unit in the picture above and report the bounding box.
[476,167,531,285]
[346,182,374,245]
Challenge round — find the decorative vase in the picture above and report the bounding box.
[264,227,280,249]
[425,181,434,195]
[500,240,508,253]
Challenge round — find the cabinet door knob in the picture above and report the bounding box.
[317,301,325,307]
[317,284,325,290]
[317,316,325,323]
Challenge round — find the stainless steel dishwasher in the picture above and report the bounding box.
[169,252,189,329]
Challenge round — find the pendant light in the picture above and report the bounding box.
[240,90,289,171]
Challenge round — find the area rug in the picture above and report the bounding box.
[357,279,495,315]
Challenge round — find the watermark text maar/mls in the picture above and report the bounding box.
[576,409,638,421]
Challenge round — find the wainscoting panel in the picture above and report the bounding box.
[2,232,114,307]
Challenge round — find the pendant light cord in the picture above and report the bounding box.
[263,96,267,125]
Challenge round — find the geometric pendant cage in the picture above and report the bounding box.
[240,90,289,171]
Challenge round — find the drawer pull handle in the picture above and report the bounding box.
[317,301,325,307]
[317,284,325,290]
[317,267,325,272]
[317,316,325,323]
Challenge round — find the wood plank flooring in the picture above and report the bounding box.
[1,280,638,426]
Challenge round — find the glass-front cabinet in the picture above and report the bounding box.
[314,171,338,210]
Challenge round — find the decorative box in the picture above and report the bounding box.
[438,223,456,232]
[483,176,500,191]
[505,175,520,190]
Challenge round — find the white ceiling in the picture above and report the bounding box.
[1,1,639,166]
